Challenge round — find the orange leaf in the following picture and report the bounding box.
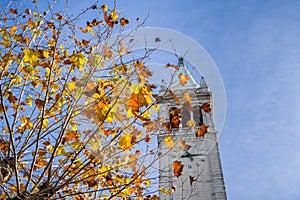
[173,161,184,177]
[35,159,47,169]
[78,27,88,33]
[178,73,190,86]
[178,140,191,151]
[9,8,18,14]
[120,17,129,26]
[65,131,78,141]
[165,63,179,70]
[196,124,209,137]
[10,25,18,35]
[201,102,211,113]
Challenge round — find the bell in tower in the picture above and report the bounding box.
[157,57,226,199]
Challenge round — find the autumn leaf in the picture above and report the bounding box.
[178,140,191,151]
[178,73,190,86]
[164,135,175,149]
[101,4,108,12]
[168,89,180,104]
[25,8,31,15]
[65,131,78,141]
[201,102,211,113]
[23,49,39,66]
[118,132,133,150]
[9,8,18,14]
[8,92,18,103]
[104,11,115,28]
[34,159,47,169]
[110,9,118,20]
[35,99,45,110]
[120,17,129,26]
[118,40,129,55]
[189,175,196,185]
[183,92,192,103]
[196,124,209,137]
[81,39,89,46]
[70,52,86,69]
[173,160,184,177]
[165,63,179,70]
[163,122,172,132]
[186,119,196,127]
[10,25,18,35]
[78,27,88,33]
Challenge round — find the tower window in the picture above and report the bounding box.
[193,105,203,126]
[169,107,181,129]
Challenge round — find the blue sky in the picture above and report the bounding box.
[3,0,299,199]
[115,0,300,199]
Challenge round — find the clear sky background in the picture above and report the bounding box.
[3,0,299,199]
[114,0,300,199]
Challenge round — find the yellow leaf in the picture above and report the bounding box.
[23,49,39,66]
[70,52,86,69]
[186,119,196,127]
[86,25,95,36]
[183,92,192,103]
[43,50,49,58]
[164,136,175,150]
[151,104,160,112]
[110,9,118,20]
[67,82,75,92]
[118,132,133,149]
[101,4,108,12]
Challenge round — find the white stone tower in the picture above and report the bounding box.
[157,58,226,200]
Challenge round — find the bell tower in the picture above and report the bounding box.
[157,58,227,199]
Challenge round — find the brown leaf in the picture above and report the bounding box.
[120,17,129,26]
[25,9,31,15]
[201,102,211,113]
[196,124,209,137]
[165,63,179,70]
[9,8,18,14]
[178,140,191,151]
[189,175,196,185]
[173,161,184,177]
[81,39,90,46]
[8,92,18,103]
